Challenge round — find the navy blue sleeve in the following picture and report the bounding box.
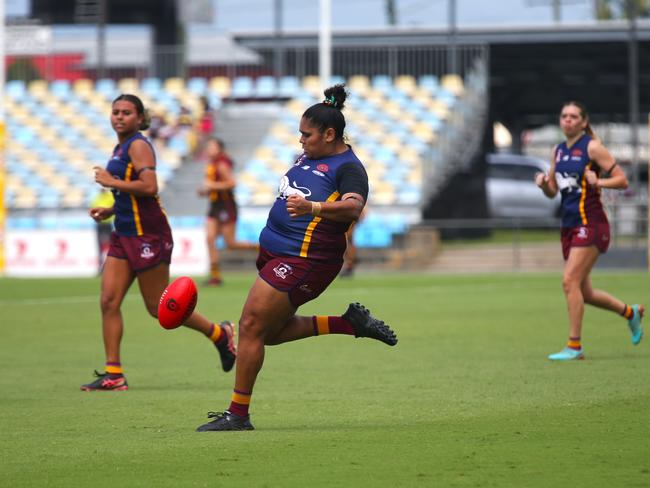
[336,163,369,202]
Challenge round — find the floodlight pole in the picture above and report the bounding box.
[627,0,640,192]
[447,0,458,74]
[97,0,107,79]
[319,0,332,90]
[273,0,284,81]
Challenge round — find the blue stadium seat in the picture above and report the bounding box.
[231,77,254,98]
[255,76,277,98]
[6,217,37,230]
[329,75,346,86]
[354,222,392,248]
[207,92,222,110]
[141,77,162,95]
[188,77,208,95]
[50,80,72,100]
[419,75,439,92]
[95,78,117,98]
[371,74,392,91]
[38,191,61,209]
[6,80,26,100]
[278,76,300,98]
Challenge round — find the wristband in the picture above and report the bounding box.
[311,201,322,216]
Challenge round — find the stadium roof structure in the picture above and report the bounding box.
[38,29,261,68]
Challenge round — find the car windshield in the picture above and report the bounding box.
[488,163,542,181]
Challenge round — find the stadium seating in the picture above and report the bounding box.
[4,71,485,246]
[233,73,468,210]
[5,78,187,209]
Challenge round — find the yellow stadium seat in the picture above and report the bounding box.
[61,190,85,207]
[14,191,38,209]
[441,74,464,96]
[117,78,139,93]
[73,78,94,95]
[348,75,370,93]
[372,188,396,205]
[395,75,417,94]
[164,77,185,95]
[254,147,274,160]
[27,80,48,97]
[301,75,322,95]
[209,77,231,97]
[251,191,275,206]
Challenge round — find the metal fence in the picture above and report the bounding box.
[6,42,488,82]
[407,216,648,272]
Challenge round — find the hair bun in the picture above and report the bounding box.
[322,84,347,111]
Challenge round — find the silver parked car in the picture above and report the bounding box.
[486,153,561,219]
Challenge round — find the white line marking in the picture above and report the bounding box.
[0,295,139,307]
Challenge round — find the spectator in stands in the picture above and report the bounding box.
[535,100,644,361]
[147,113,166,151]
[81,94,236,391]
[176,106,198,156]
[195,84,397,432]
[197,137,257,286]
[195,96,215,158]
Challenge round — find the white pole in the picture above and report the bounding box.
[0,0,6,275]
[319,0,331,91]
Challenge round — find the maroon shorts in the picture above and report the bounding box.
[107,230,174,272]
[256,247,343,308]
[208,200,237,224]
[560,223,610,260]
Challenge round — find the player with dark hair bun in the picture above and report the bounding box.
[536,101,644,361]
[81,94,236,391]
[196,84,397,432]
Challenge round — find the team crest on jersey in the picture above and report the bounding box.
[141,243,155,259]
[556,172,581,193]
[273,263,293,279]
[577,227,588,239]
[278,176,312,199]
[317,164,329,172]
[571,148,583,161]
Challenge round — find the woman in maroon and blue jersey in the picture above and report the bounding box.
[535,101,644,361]
[198,137,257,286]
[196,84,398,432]
[81,94,236,391]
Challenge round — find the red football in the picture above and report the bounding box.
[158,276,198,330]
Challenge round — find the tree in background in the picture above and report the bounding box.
[6,58,41,82]
[596,0,649,19]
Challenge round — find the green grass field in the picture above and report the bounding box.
[1,271,649,487]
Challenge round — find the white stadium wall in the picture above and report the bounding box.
[4,228,208,277]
